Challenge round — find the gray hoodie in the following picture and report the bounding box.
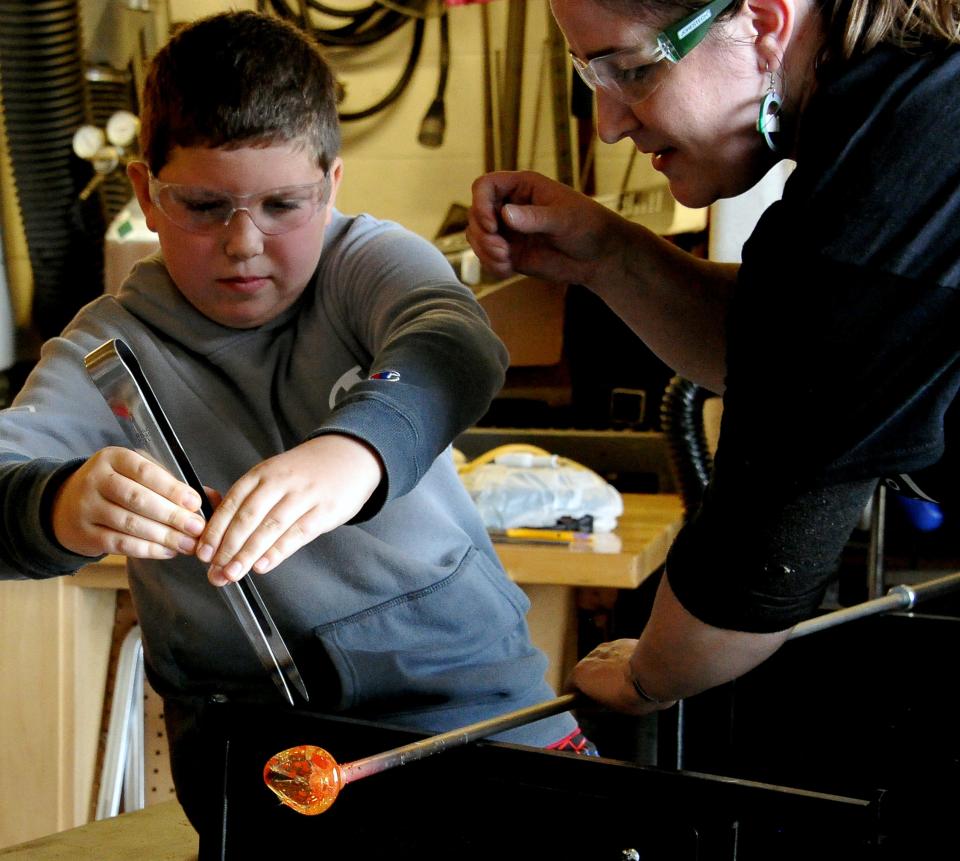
[0,210,575,746]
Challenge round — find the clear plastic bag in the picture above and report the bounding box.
[456,444,623,532]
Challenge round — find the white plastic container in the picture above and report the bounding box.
[103,196,160,295]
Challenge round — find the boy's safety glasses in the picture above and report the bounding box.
[570,0,736,105]
[147,173,329,235]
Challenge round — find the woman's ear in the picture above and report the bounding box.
[127,161,159,233]
[746,0,795,71]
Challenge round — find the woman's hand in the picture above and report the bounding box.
[566,638,670,716]
[51,446,206,559]
[467,170,623,286]
[568,578,793,715]
[196,434,383,586]
[469,169,737,393]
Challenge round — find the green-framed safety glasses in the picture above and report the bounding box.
[570,0,738,105]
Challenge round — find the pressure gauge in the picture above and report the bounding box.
[92,145,120,175]
[72,124,105,160]
[106,111,140,148]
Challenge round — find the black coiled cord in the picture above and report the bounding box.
[265,0,430,121]
[659,376,713,518]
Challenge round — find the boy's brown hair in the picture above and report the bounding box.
[139,10,341,174]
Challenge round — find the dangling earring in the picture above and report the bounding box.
[757,65,782,153]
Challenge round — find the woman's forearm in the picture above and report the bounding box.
[586,220,738,394]
[631,575,791,703]
[567,575,792,714]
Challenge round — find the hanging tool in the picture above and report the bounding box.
[417,8,450,147]
[499,0,526,170]
[546,9,574,186]
[480,1,497,172]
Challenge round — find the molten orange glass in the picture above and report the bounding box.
[263,745,345,815]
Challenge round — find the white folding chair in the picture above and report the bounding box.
[95,624,145,819]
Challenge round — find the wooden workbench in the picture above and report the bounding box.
[0,801,196,860]
[71,494,684,593]
[72,493,685,689]
[494,493,684,588]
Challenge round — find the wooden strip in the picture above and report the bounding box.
[73,495,685,592]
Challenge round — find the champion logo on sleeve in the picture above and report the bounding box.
[368,369,401,382]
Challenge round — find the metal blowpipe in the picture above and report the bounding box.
[264,570,960,815]
[264,693,581,815]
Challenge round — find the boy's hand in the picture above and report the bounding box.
[51,447,207,559]
[197,435,383,586]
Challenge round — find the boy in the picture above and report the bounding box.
[0,10,583,832]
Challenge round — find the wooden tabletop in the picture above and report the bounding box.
[0,801,197,860]
[493,493,684,589]
[71,493,684,593]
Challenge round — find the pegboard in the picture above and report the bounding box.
[93,591,176,818]
[144,676,177,806]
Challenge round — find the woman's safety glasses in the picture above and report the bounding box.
[570,0,736,105]
[147,173,329,235]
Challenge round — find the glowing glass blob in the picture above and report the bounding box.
[264,745,345,815]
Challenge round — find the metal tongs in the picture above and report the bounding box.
[84,338,309,706]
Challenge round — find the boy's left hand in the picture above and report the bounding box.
[196,434,383,586]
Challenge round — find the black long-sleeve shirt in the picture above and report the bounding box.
[668,44,960,631]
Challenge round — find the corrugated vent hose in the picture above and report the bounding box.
[0,0,104,339]
[659,375,713,519]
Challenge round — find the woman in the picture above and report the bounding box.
[467,0,960,714]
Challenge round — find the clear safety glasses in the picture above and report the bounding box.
[147,173,329,235]
[571,0,736,105]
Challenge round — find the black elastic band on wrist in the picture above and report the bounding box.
[629,667,664,705]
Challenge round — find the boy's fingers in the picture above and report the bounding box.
[251,521,315,574]
[209,523,279,583]
[501,203,563,235]
[195,483,250,562]
[206,499,309,584]
[108,534,179,560]
[210,519,312,585]
[100,471,206,539]
[109,529,189,559]
[85,502,190,559]
[204,488,341,585]
[197,481,278,572]
[110,448,203,511]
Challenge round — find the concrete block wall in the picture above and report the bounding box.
[1,0,662,342]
